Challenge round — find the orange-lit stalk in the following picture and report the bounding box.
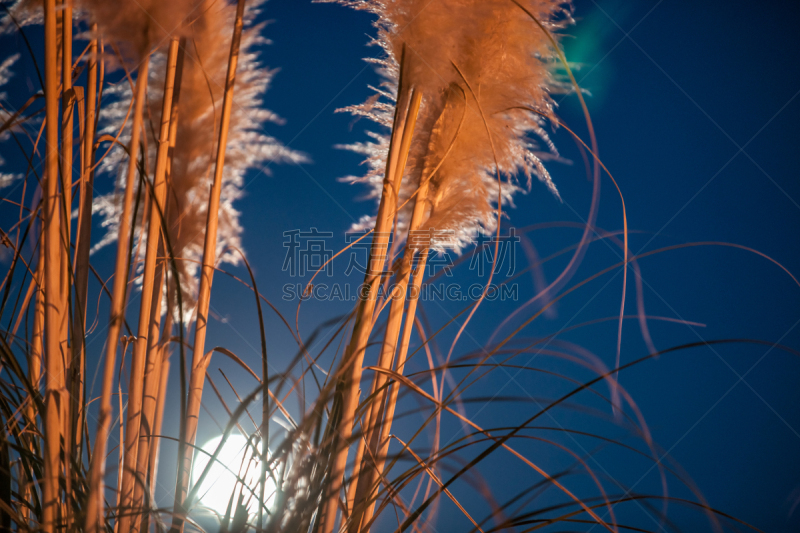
[31,241,45,396]
[171,2,247,530]
[71,27,97,470]
[118,37,180,533]
[59,4,74,522]
[43,0,65,530]
[148,55,182,490]
[85,53,151,533]
[319,84,421,533]
[346,86,425,521]
[59,3,72,316]
[25,241,45,526]
[148,340,169,486]
[348,173,432,533]
[365,254,431,533]
[135,260,164,533]
[133,38,184,531]
[148,343,170,492]
[115,339,129,533]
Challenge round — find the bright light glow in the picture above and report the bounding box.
[191,435,276,517]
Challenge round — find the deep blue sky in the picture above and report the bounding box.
[228,0,800,530]
[2,0,800,531]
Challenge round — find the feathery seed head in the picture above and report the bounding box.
[333,0,571,252]
[90,0,306,314]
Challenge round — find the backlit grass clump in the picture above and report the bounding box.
[0,1,796,533]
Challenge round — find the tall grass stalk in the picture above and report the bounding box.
[69,26,96,494]
[148,341,171,491]
[346,79,470,531]
[136,42,186,533]
[348,145,437,533]
[148,291,176,502]
[59,4,77,523]
[147,45,185,505]
[319,75,422,533]
[28,236,46,526]
[43,0,66,530]
[118,36,181,533]
[85,52,150,533]
[172,1,248,530]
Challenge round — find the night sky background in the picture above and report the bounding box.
[2,0,800,531]
[224,0,800,529]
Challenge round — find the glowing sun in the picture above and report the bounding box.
[191,434,276,517]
